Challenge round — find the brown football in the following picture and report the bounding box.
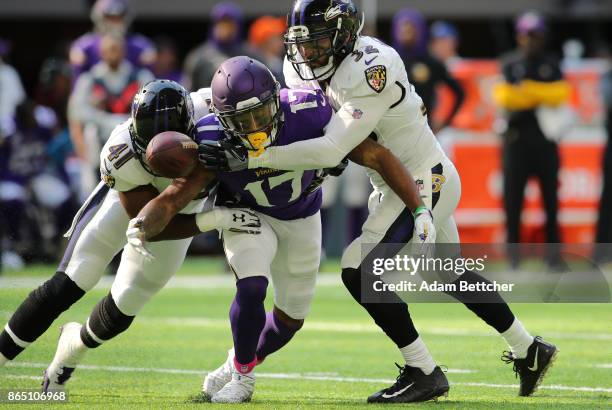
[145,131,198,178]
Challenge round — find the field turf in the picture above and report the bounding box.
[0,258,610,409]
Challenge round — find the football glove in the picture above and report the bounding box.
[413,206,436,255]
[198,139,248,172]
[196,207,262,234]
[304,158,349,193]
[126,217,154,261]
[325,157,349,177]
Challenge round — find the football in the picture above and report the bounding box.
[145,131,199,178]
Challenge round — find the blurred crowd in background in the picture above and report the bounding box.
[1,0,611,270]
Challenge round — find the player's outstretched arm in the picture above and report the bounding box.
[132,164,215,240]
[250,91,395,171]
[117,182,207,242]
[348,138,435,244]
[121,165,262,258]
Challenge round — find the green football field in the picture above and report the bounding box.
[0,258,610,409]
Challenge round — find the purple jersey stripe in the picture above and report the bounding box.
[57,184,110,273]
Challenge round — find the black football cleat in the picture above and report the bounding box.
[502,336,558,396]
[367,364,449,403]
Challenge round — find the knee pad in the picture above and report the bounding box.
[81,293,134,348]
[8,272,85,343]
[235,276,269,307]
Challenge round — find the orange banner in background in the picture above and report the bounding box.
[452,141,604,244]
[439,59,607,243]
[433,60,606,131]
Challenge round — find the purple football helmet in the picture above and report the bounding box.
[91,0,131,35]
[211,56,281,151]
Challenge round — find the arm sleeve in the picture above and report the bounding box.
[250,88,396,171]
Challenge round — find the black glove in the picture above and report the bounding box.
[324,157,348,177]
[304,158,349,193]
[198,138,248,172]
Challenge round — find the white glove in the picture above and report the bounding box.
[196,207,262,234]
[126,217,154,261]
[413,206,436,254]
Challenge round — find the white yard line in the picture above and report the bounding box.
[0,274,343,290]
[0,312,608,342]
[3,374,41,381]
[5,362,612,393]
[594,363,612,369]
[135,316,612,341]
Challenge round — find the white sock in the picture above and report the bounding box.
[62,326,89,367]
[0,352,9,366]
[400,337,436,375]
[501,318,534,359]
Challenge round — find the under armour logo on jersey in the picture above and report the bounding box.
[233,213,246,223]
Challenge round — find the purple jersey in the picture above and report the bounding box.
[69,32,156,78]
[195,88,332,220]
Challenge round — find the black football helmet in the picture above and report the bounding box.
[129,80,194,166]
[285,0,362,81]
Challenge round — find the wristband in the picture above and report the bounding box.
[413,205,429,217]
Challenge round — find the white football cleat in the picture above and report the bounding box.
[42,322,87,392]
[202,348,234,399]
[211,364,256,403]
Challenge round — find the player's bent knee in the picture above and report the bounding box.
[81,293,134,348]
[273,306,304,331]
[27,272,85,319]
[235,276,269,306]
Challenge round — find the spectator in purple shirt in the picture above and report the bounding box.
[69,0,156,79]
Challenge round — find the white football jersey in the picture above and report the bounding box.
[283,36,447,191]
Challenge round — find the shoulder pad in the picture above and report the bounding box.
[191,88,212,121]
[333,36,403,97]
[194,113,223,144]
[99,121,153,191]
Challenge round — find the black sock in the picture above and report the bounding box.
[80,293,134,348]
[0,272,85,360]
[342,267,419,348]
[446,270,515,333]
